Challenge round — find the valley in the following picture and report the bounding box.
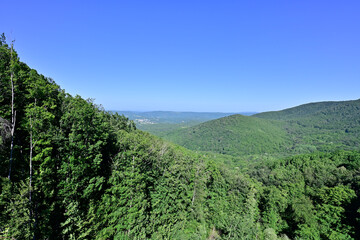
[113,111,255,136]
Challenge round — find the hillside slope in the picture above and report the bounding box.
[255,99,360,152]
[254,99,360,121]
[163,114,292,156]
[164,99,360,156]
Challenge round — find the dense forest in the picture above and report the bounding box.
[1,35,360,239]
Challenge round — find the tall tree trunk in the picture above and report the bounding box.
[29,115,33,204]
[8,41,16,181]
[191,167,199,206]
[29,113,34,239]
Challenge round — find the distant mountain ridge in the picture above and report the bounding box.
[113,110,256,124]
[254,99,360,120]
[163,99,360,156]
[112,111,257,136]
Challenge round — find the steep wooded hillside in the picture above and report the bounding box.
[255,99,360,152]
[254,99,360,121]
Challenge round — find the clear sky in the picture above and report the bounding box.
[1,0,360,112]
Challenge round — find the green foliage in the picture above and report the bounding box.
[251,151,360,239]
[314,185,356,239]
[2,180,34,240]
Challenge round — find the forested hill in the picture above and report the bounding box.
[163,114,291,156]
[254,99,360,153]
[163,99,360,156]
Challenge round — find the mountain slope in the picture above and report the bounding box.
[164,99,360,156]
[255,99,360,152]
[163,114,292,156]
[254,99,360,121]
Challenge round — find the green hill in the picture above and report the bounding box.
[255,99,360,152]
[163,114,292,156]
[164,99,360,156]
[254,99,360,121]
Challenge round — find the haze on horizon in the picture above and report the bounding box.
[2,0,360,112]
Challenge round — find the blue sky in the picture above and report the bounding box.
[2,0,360,112]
